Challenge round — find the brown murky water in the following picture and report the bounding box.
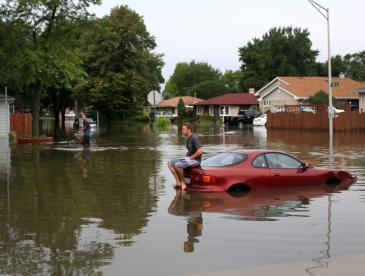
[1,122,365,275]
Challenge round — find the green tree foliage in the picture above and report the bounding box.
[79,6,164,120]
[220,70,242,92]
[177,97,186,117]
[190,80,229,99]
[163,61,221,98]
[306,90,336,106]
[0,0,99,136]
[319,51,365,81]
[239,26,319,91]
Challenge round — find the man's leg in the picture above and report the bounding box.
[175,166,187,190]
[168,161,182,187]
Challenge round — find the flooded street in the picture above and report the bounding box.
[1,123,365,275]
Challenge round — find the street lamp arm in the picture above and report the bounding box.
[308,0,328,19]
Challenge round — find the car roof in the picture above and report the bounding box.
[230,149,286,155]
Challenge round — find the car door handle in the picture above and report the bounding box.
[274,174,280,176]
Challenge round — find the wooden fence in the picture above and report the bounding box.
[267,111,365,131]
[10,113,32,135]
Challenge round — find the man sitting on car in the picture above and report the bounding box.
[168,122,202,190]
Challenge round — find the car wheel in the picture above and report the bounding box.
[238,121,244,128]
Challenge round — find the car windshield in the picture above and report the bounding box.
[201,152,247,167]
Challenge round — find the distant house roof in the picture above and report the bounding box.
[158,96,202,108]
[192,93,258,106]
[257,76,364,99]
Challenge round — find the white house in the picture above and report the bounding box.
[255,76,364,112]
[0,93,13,137]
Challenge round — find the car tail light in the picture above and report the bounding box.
[201,175,216,184]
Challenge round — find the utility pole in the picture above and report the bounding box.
[308,0,334,167]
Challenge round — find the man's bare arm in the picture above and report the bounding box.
[190,148,202,160]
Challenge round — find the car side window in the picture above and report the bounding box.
[252,154,268,168]
[265,153,301,169]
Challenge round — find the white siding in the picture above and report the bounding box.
[0,136,10,176]
[260,88,298,112]
[0,101,10,137]
[359,94,365,113]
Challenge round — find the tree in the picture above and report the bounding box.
[190,80,229,99]
[163,61,221,98]
[239,27,319,91]
[343,51,365,81]
[306,90,336,106]
[177,97,186,117]
[79,6,164,120]
[0,0,99,136]
[220,70,242,92]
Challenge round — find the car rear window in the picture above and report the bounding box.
[201,152,247,167]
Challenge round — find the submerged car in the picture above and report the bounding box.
[184,150,357,192]
[253,114,267,126]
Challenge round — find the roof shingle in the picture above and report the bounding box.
[157,96,202,107]
[277,76,363,98]
[193,93,258,106]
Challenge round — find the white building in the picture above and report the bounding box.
[0,93,14,137]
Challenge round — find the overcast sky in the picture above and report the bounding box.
[89,0,365,83]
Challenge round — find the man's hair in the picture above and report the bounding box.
[182,122,193,131]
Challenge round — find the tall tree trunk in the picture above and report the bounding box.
[51,91,60,131]
[32,80,41,137]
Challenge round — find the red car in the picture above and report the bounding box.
[184,150,357,192]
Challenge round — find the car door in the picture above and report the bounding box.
[265,153,320,187]
[249,154,272,189]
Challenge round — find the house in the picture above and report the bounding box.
[192,92,259,119]
[357,87,365,112]
[255,76,364,112]
[157,96,202,116]
[0,93,14,137]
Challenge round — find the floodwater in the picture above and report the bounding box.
[1,122,365,275]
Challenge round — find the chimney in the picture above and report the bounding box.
[248,88,255,94]
[339,72,345,79]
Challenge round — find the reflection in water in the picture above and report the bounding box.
[0,130,161,275]
[75,148,92,178]
[168,184,350,254]
[168,191,203,253]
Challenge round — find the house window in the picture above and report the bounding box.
[263,100,271,106]
[220,106,230,116]
[209,106,214,116]
[197,106,203,115]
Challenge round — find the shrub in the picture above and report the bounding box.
[156,116,171,128]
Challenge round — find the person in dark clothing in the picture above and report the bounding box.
[168,122,202,190]
[79,112,91,146]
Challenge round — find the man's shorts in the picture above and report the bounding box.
[169,158,200,169]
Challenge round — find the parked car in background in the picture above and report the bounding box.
[300,106,316,113]
[224,110,262,127]
[65,111,76,119]
[156,111,178,120]
[334,107,345,113]
[253,114,267,126]
[183,150,357,192]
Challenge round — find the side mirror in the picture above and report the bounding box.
[298,162,310,172]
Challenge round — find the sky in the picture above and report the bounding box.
[89,0,365,84]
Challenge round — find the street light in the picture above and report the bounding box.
[308,0,334,166]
